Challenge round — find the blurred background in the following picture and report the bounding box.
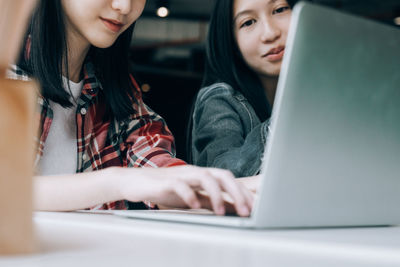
[131,0,400,161]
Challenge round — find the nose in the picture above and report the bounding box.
[260,19,281,43]
[111,0,132,15]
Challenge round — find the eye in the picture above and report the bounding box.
[240,19,256,29]
[273,6,290,15]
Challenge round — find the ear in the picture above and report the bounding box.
[0,0,38,70]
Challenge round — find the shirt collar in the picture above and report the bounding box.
[78,62,103,107]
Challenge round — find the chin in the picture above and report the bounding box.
[89,36,119,49]
[91,41,116,49]
[266,67,282,77]
[270,71,281,76]
[260,70,280,77]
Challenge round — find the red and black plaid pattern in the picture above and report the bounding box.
[7,63,186,210]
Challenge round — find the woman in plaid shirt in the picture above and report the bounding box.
[10,0,253,216]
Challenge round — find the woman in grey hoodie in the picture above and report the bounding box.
[189,0,297,178]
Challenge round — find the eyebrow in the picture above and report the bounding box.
[233,0,279,23]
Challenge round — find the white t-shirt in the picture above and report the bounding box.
[38,77,83,175]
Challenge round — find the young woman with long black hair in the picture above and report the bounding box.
[7,0,252,216]
[190,0,297,178]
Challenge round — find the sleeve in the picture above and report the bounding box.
[191,87,269,177]
[124,77,186,168]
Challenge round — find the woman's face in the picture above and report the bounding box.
[61,0,146,48]
[233,0,291,78]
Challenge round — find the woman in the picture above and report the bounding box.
[7,0,252,216]
[190,0,297,178]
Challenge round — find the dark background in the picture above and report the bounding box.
[131,0,400,161]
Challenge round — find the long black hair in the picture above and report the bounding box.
[204,0,299,121]
[186,0,299,163]
[18,0,137,121]
[203,0,270,122]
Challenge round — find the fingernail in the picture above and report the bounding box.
[217,205,225,215]
[193,201,201,209]
[240,206,250,216]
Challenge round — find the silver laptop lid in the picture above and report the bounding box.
[253,2,400,227]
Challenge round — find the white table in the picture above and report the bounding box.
[1,212,400,267]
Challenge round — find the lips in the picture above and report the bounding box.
[100,17,125,33]
[263,46,285,62]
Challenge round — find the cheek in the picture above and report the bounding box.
[237,33,257,60]
[128,1,146,24]
[64,3,99,34]
[64,0,97,22]
[280,15,292,38]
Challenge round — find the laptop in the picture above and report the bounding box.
[114,2,400,228]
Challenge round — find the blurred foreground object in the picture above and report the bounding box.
[0,78,37,254]
[0,0,37,67]
[0,0,38,255]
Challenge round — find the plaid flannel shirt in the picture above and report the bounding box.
[7,63,186,210]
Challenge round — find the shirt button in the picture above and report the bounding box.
[82,154,88,161]
[80,107,87,115]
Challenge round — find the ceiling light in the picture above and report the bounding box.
[157,6,169,18]
[156,0,170,18]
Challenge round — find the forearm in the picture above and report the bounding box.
[33,167,123,211]
[32,165,253,217]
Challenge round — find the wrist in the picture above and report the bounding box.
[107,167,147,203]
[100,167,126,202]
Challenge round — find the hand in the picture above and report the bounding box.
[116,165,253,217]
[236,175,260,194]
[194,174,260,214]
